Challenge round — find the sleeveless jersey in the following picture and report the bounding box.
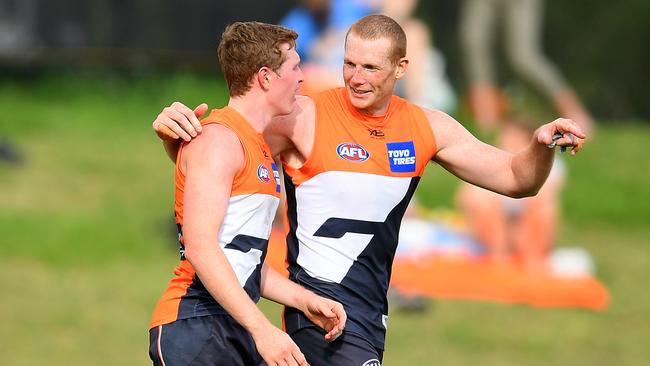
[150,106,281,328]
[282,88,437,349]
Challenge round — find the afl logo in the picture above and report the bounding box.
[336,142,370,162]
[362,360,381,366]
[257,164,271,183]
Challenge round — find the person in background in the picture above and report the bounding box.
[279,0,331,62]
[382,0,456,112]
[456,117,566,273]
[460,0,594,132]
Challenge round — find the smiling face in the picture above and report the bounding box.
[266,43,304,116]
[343,32,407,116]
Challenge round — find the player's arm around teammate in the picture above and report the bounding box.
[425,109,585,198]
[153,101,207,162]
[153,95,317,166]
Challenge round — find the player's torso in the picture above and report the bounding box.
[282,88,436,348]
[151,107,281,328]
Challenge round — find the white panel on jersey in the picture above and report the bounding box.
[219,193,279,244]
[223,247,264,286]
[217,193,279,286]
[295,171,412,283]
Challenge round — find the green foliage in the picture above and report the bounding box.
[0,74,648,365]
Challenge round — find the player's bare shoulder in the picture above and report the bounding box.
[192,122,239,144]
[421,107,457,128]
[183,123,244,171]
[420,107,467,152]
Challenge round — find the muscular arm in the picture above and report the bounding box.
[182,124,271,333]
[261,264,346,341]
[181,124,306,364]
[429,110,585,198]
[162,139,181,162]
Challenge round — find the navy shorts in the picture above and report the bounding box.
[149,315,265,366]
[291,327,383,366]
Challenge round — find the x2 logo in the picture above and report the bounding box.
[368,128,385,138]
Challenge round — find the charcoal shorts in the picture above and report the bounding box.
[149,315,265,366]
[290,326,383,366]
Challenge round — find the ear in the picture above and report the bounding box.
[395,57,409,80]
[257,67,273,90]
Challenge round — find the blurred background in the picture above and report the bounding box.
[1,0,648,365]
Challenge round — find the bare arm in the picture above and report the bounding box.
[260,264,346,341]
[152,96,316,166]
[430,110,585,198]
[182,124,307,366]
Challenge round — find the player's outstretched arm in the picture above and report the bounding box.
[261,264,347,342]
[508,117,585,194]
[430,110,585,198]
[152,102,208,162]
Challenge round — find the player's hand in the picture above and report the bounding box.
[300,293,347,342]
[252,324,309,366]
[152,102,208,141]
[536,117,586,156]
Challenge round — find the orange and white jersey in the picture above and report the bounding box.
[150,107,281,328]
[282,88,437,350]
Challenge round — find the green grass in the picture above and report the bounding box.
[1,73,648,365]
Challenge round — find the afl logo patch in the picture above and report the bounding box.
[336,142,370,162]
[257,164,271,183]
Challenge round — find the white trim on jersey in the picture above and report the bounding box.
[219,193,279,243]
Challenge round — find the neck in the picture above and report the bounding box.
[227,92,272,133]
[360,103,390,117]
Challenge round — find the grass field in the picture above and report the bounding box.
[1,73,648,365]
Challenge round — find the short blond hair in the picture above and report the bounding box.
[346,14,407,65]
